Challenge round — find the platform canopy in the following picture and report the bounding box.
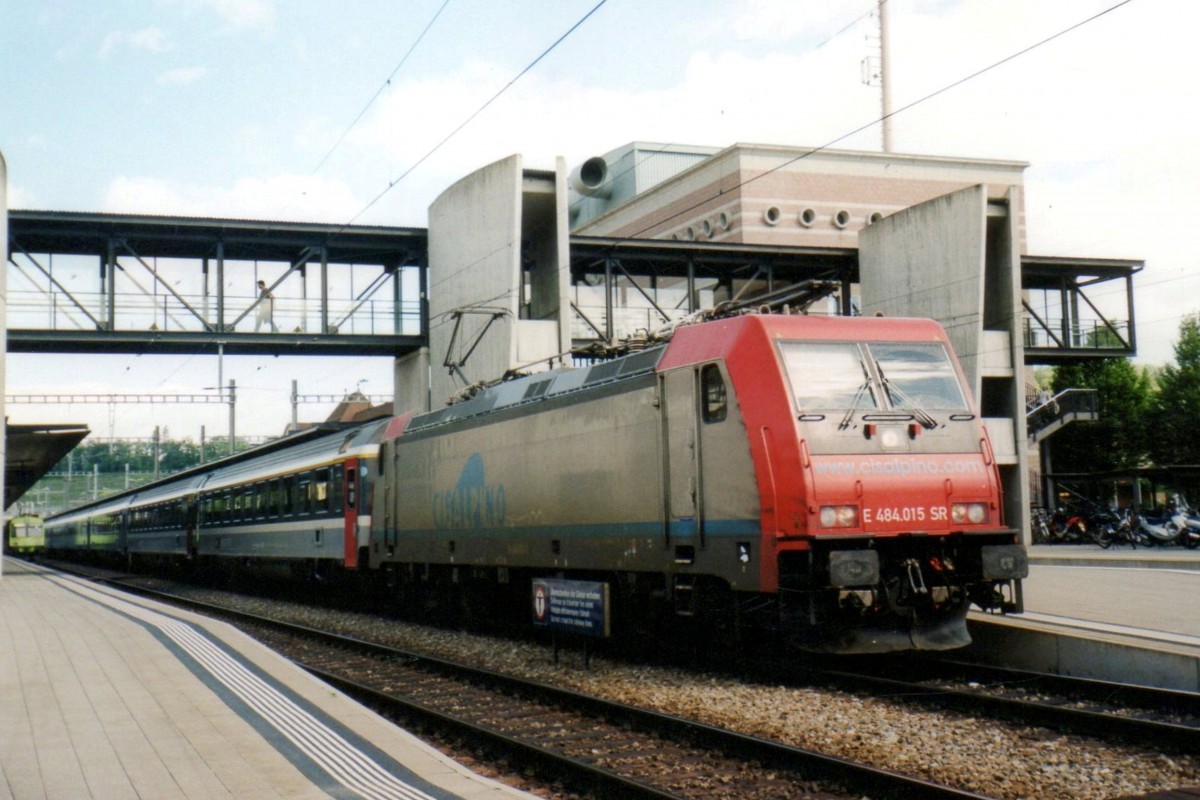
[6,423,90,509]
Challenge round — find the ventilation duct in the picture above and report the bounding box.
[569,156,612,198]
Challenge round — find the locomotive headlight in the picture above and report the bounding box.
[819,505,859,528]
[951,503,988,524]
[880,426,903,448]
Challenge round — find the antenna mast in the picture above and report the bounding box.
[862,1,895,152]
[879,1,894,152]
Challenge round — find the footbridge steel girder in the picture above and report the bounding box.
[8,211,1140,363]
[7,211,428,357]
[1020,256,1142,363]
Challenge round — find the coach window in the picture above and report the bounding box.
[701,364,727,423]
[331,465,344,513]
[285,476,298,516]
[298,474,313,515]
[314,468,330,514]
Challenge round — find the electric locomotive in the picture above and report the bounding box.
[5,514,45,554]
[44,312,1026,653]
[370,313,1026,653]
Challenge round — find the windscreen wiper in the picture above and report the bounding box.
[874,360,938,429]
[838,359,876,432]
[838,379,874,430]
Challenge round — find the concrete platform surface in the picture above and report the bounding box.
[1023,560,1200,640]
[964,548,1200,691]
[0,560,539,800]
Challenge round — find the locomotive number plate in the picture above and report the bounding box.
[863,505,948,524]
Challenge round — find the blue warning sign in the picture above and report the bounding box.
[531,578,610,638]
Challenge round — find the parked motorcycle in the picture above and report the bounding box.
[1094,508,1138,549]
[1132,510,1181,547]
[1046,507,1089,543]
[1166,495,1200,550]
[1031,507,1052,544]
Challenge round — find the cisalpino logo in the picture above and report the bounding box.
[432,453,507,529]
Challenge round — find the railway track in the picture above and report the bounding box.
[794,655,1200,755]
[94,572,993,800]
[35,559,1200,799]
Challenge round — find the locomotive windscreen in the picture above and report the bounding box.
[779,342,879,410]
[870,342,968,411]
[779,340,966,413]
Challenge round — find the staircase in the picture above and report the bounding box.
[1027,388,1098,445]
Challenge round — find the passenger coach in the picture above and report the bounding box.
[46,421,384,574]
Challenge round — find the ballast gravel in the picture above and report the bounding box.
[155,583,1200,800]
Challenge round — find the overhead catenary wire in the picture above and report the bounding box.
[567,1,882,217]
[312,0,454,175]
[608,0,1136,243]
[344,0,610,227]
[19,2,1165,443]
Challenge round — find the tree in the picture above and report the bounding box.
[159,439,203,473]
[1050,357,1153,472]
[1148,314,1200,466]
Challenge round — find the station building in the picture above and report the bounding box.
[416,140,1138,543]
[1,141,1140,537]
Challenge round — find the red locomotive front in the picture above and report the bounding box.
[664,314,1027,653]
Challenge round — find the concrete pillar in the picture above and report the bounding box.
[859,184,1031,544]
[0,150,7,577]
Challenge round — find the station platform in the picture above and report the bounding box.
[0,559,538,800]
[962,545,1200,692]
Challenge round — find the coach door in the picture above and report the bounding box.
[662,368,701,548]
[343,458,359,568]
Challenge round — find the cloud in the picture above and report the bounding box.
[99,26,172,58]
[194,0,275,32]
[156,66,207,86]
[335,36,881,222]
[101,173,363,222]
[6,182,35,210]
[689,0,878,45]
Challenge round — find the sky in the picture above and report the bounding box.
[2,0,1198,441]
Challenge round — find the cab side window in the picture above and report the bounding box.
[701,364,727,423]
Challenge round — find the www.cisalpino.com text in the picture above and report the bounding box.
[813,458,985,477]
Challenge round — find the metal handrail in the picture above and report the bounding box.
[1027,388,1099,438]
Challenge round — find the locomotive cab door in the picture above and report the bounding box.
[662,363,733,556]
[662,367,701,549]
